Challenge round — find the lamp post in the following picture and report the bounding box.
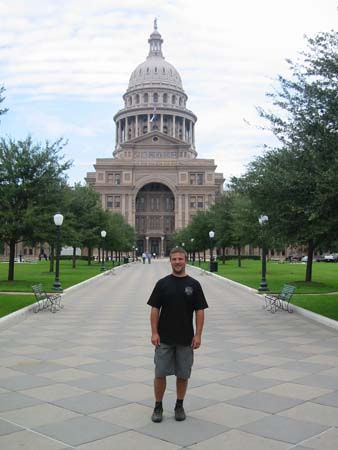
[190,238,195,265]
[52,213,64,291]
[100,230,106,272]
[209,230,215,272]
[258,215,269,291]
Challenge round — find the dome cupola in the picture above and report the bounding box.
[127,19,184,93]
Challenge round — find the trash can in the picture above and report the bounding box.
[123,257,129,264]
[210,261,218,272]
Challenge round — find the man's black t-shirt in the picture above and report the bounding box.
[147,274,208,346]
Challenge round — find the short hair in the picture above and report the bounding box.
[169,246,187,259]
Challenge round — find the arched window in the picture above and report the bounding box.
[163,93,168,103]
[143,93,148,103]
[179,97,182,106]
[135,94,140,104]
[153,93,158,103]
[154,67,158,73]
[128,97,132,106]
[172,95,176,105]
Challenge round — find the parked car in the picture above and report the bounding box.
[324,254,338,262]
[315,255,326,262]
[301,256,308,262]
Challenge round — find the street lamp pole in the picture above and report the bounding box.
[52,213,64,291]
[100,230,106,272]
[258,215,269,292]
[190,238,195,265]
[209,230,215,272]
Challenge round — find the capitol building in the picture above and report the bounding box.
[86,21,224,256]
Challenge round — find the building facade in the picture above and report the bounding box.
[86,21,224,256]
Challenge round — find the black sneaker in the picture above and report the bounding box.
[174,405,186,421]
[151,406,163,423]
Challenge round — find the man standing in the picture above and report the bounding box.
[147,246,208,423]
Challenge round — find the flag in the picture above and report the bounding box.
[150,107,157,122]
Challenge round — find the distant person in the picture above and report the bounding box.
[142,252,146,264]
[147,246,208,423]
[147,252,151,264]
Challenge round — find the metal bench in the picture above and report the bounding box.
[32,284,63,313]
[264,284,296,313]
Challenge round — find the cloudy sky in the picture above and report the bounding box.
[0,0,337,185]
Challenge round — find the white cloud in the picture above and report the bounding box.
[1,0,337,185]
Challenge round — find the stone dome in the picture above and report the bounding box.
[127,20,184,93]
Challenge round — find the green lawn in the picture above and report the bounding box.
[194,259,338,322]
[0,259,117,292]
[292,294,338,321]
[196,259,338,293]
[0,294,36,318]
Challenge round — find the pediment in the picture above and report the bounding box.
[123,131,187,147]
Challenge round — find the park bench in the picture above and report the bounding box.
[32,284,63,313]
[263,284,296,313]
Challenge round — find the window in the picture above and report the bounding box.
[135,94,140,104]
[153,93,158,102]
[114,196,121,208]
[143,93,148,103]
[154,67,157,73]
[172,95,176,104]
[190,196,196,208]
[107,172,121,185]
[163,93,168,103]
[107,196,113,208]
[197,196,204,208]
[189,173,204,185]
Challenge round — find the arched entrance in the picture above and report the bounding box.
[135,182,175,257]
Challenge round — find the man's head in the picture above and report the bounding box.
[169,247,187,276]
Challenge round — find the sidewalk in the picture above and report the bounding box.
[0,260,338,449]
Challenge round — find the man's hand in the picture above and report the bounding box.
[151,333,161,347]
[191,334,201,349]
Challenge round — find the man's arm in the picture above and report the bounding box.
[192,309,205,349]
[150,307,161,346]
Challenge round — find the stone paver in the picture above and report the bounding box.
[0,260,338,449]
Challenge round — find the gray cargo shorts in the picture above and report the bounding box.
[154,343,194,379]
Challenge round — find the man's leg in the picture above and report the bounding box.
[175,377,188,421]
[154,376,166,401]
[152,376,166,423]
[176,377,188,399]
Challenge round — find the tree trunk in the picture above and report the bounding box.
[8,239,16,281]
[305,239,314,282]
[203,249,206,262]
[72,246,76,269]
[49,244,55,272]
[87,247,92,265]
[222,247,225,264]
[237,245,242,268]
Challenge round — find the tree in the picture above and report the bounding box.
[0,85,8,118]
[250,31,338,282]
[0,136,72,280]
[63,184,104,267]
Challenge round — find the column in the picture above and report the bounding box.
[146,236,149,252]
[160,114,163,133]
[117,121,120,144]
[148,114,151,133]
[183,117,186,142]
[192,122,195,146]
[161,236,164,257]
[172,115,176,138]
[135,115,139,137]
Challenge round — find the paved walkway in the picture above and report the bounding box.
[0,260,338,449]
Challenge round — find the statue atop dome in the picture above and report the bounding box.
[148,18,163,58]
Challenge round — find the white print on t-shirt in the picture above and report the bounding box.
[185,286,193,296]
